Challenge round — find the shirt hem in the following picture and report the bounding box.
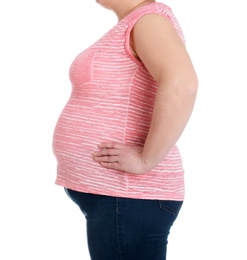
[55,180,185,201]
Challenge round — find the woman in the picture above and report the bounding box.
[53,0,198,259]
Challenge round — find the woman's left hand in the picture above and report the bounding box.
[92,142,149,174]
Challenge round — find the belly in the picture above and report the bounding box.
[52,99,126,164]
[52,90,152,166]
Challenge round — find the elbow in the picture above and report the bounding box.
[185,74,198,99]
[178,69,199,99]
[172,74,198,101]
[159,71,198,102]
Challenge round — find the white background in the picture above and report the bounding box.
[1,0,246,259]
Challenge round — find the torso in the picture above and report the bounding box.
[53,2,185,200]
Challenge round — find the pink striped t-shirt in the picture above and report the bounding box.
[53,2,185,200]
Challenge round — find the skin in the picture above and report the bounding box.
[93,0,198,174]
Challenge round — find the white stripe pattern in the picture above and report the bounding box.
[52,3,185,200]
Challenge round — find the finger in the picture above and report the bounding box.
[94,155,119,163]
[100,162,122,171]
[98,141,125,149]
[93,149,119,157]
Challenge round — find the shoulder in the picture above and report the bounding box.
[129,2,185,44]
[124,2,184,40]
[132,11,184,49]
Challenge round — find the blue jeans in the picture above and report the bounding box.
[65,188,183,260]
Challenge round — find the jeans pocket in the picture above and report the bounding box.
[159,200,183,216]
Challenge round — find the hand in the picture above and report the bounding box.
[92,142,149,174]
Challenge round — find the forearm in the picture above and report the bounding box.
[142,82,197,171]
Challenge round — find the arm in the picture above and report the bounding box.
[93,14,198,174]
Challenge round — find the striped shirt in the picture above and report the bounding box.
[53,2,185,200]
